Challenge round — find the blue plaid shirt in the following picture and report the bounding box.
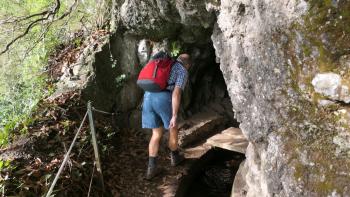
[166,61,188,91]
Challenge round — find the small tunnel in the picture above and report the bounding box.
[175,40,236,124]
[162,41,247,196]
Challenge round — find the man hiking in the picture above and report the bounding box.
[141,53,191,180]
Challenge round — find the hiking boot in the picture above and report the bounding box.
[146,166,161,180]
[170,152,185,167]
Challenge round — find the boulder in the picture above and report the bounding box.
[312,73,350,103]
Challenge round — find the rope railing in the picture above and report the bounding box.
[46,111,88,197]
[92,107,115,116]
[46,101,111,197]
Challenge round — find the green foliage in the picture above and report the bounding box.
[0,0,108,146]
[170,41,182,57]
[0,159,12,191]
[0,160,11,171]
[115,74,127,88]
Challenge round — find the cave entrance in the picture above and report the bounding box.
[176,40,239,146]
[179,41,235,124]
[169,41,248,197]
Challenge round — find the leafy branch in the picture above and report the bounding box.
[0,0,78,56]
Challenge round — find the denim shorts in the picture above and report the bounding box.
[142,91,172,130]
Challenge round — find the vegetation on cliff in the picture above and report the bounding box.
[0,0,110,146]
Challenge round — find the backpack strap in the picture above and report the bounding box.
[165,60,180,89]
[152,60,160,78]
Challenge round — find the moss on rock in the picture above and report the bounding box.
[275,0,350,195]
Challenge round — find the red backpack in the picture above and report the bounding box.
[137,54,175,92]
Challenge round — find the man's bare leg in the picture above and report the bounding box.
[168,126,178,151]
[169,126,184,166]
[149,127,163,157]
[147,127,163,180]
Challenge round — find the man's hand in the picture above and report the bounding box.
[169,116,177,129]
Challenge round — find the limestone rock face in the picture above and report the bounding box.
[119,0,216,43]
[137,39,151,66]
[212,0,350,196]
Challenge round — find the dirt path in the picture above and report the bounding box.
[104,129,194,197]
[102,109,245,197]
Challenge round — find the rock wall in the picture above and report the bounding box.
[57,0,350,196]
[212,0,350,196]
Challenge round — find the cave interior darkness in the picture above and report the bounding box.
[170,40,236,125]
[167,40,245,197]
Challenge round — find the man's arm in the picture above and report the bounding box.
[169,86,182,128]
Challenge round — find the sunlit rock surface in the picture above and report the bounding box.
[312,73,350,103]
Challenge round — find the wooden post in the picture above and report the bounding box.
[87,101,105,194]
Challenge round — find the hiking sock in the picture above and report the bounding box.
[170,149,185,166]
[148,156,157,168]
